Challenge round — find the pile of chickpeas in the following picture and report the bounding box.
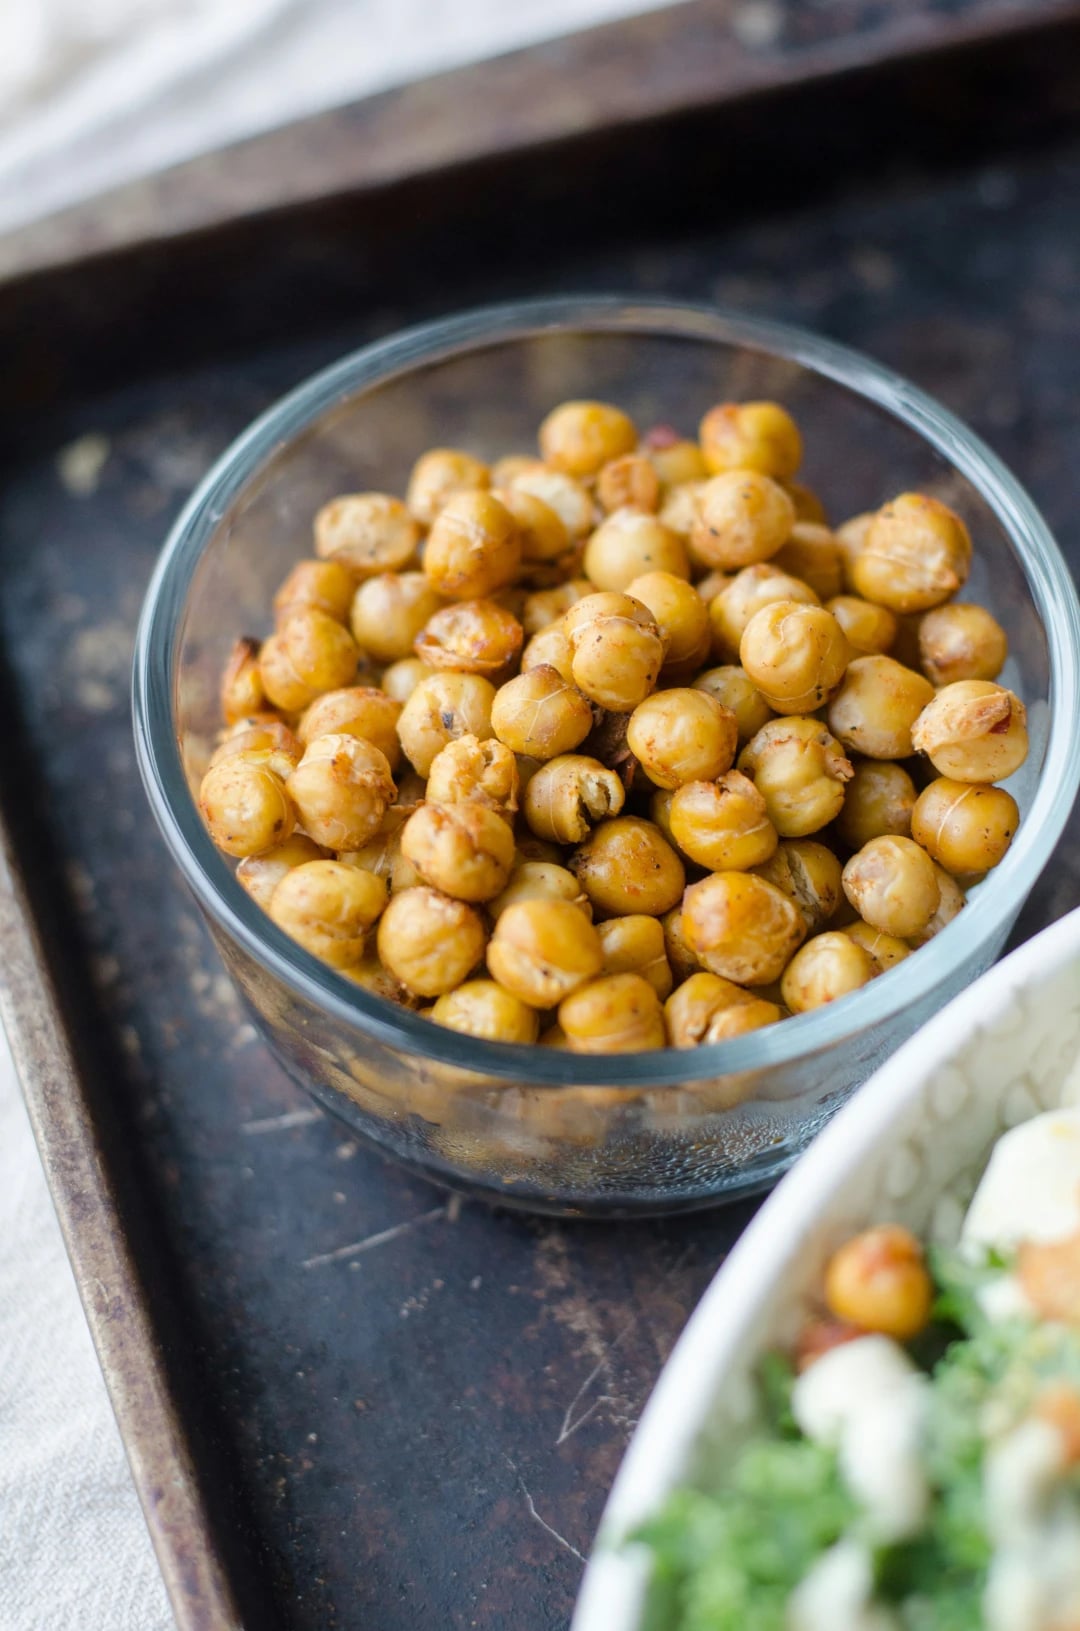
[198,396,1029,1056]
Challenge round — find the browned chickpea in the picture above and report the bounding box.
[596,453,660,514]
[520,621,575,682]
[570,816,685,917]
[273,559,357,626]
[487,897,603,1006]
[665,972,781,1047]
[220,636,267,725]
[658,480,707,541]
[236,834,326,911]
[690,471,795,571]
[381,657,435,703]
[199,757,296,857]
[489,861,591,921]
[907,865,965,947]
[490,666,593,760]
[781,931,875,1013]
[624,571,711,678]
[396,672,497,777]
[740,601,851,715]
[259,608,360,712]
[699,401,803,479]
[710,564,820,661]
[670,772,778,872]
[425,734,519,814]
[400,802,515,902]
[918,602,1008,686]
[841,920,911,973]
[825,594,899,656]
[338,816,421,896]
[852,493,972,613]
[510,466,595,542]
[288,732,396,850]
[297,686,402,769]
[414,598,523,677]
[647,433,709,488]
[564,592,666,712]
[824,1224,933,1341]
[423,491,521,601]
[836,760,918,851]
[377,886,487,997]
[842,835,940,939]
[627,689,739,790]
[430,980,539,1044]
[783,480,828,525]
[558,973,666,1053]
[208,720,302,783]
[539,400,637,477]
[692,666,774,744]
[314,493,420,577]
[583,508,689,592]
[350,571,443,665]
[597,915,673,999]
[827,655,935,760]
[835,511,875,590]
[910,778,1018,874]
[523,755,625,844]
[738,716,853,838]
[269,859,387,969]
[693,569,730,603]
[522,579,593,635]
[658,908,699,982]
[649,787,676,844]
[406,448,490,526]
[773,523,845,601]
[340,954,421,1009]
[491,485,571,566]
[682,871,806,986]
[750,839,843,933]
[911,680,1028,783]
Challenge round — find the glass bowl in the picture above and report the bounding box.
[132,296,1080,1217]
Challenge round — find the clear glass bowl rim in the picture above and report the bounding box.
[131,294,1080,1090]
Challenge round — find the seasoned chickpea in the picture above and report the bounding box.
[259,609,360,711]
[425,734,519,814]
[596,453,660,514]
[397,672,496,777]
[658,480,707,540]
[340,954,421,1009]
[661,906,701,982]
[910,778,1018,874]
[827,655,935,760]
[273,559,357,626]
[487,897,603,1006]
[842,834,940,938]
[350,571,443,665]
[489,861,591,920]
[558,973,666,1053]
[288,732,396,850]
[699,401,802,479]
[423,491,521,600]
[314,493,419,576]
[236,834,326,911]
[773,523,845,601]
[570,816,685,917]
[908,864,966,947]
[377,886,487,996]
[490,665,593,760]
[670,772,778,872]
[297,686,402,768]
[665,972,781,1047]
[824,1224,933,1341]
[682,871,806,986]
[835,511,874,588]
[523,755,625,844]
[825,594,898,656]
[414,598,523,677]
[381,657,434,703]
[624,571,710,677]
[485,486,570,568]
[692,666,774,744]
[710,564,820,661]
[269,859,386,968]
[784,480,828,525]
[564,592,665,712]
[338,818,421,895]
[852,493,972,613]
[400,802,515,902]
[430,979,539,1044]
[510,466,595,541]
[208,720,301,782]
[918,602,1008,686]
[690,471,795,570]
[691,568,729,603]
[649,787,676,844]
[646,430,708,488]
[835,760,918,849]
[627,689,738,790]
[406,449,489,526]
[750,839,843,933]
[597,915,673,999]
[583,508,689,592]
[911,680,1028,783]
[781,931,875,1012]
[199,758,296,857]
[520,621,575,682]
[522,579,593,635]
[220,636,267,724]
[538,400,637,477]
[740,601,850,714]
[841,920,911,973]
[738,717,853,837]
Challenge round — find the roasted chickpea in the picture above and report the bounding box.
[710,564,820,661]
[624,571,711,678]
[835,511,874,589]
[910,778,1018,874]
[558,973,666,1053]
[827,655,935,760]
[489,485,571,566]
[781,931,875,1012]
[425,734,519,814]
[852,493,972,613]
[699,401,803,479]
[520,621,575,682]
[908,864,965,947]
[220,636,267,724]
[522,579,593,635]
[750,839,843,933]
[564,592,665,712]
[538,400,637,477]
[842,834,940,939]
[738,717,853,837]
[269,859,386,969]
[430,979,539,1044]
[208,720,301,782]
[911,680,1028,783]
[918,602,1008,686]
[490,454,543,487]
[397,672,497,777]
[199,758,296,858]
[740,601,851,714]
[314,493,420,576]
[690,471,795,571]
[596,453,660,514]
[773,523,844,601]
[377,886,487,997]
[682,871,806,986]
[670,772,778,873]
[841,920,911,973]
[646,432,708,488]
[784,480,828,526]
[414,598,523,677]
[489,665,593,760]
[489,861,591,920]
[406,449,489,526]
[627,689,739,790]
[259,609,360,712]
[338,818,421,895]
[523,755,625,844]
[835,760,918,850]
[824,1224,933,1341]
[487,897,603,1006]
[288,732,396,850]
[510,466,595,542]
[400,802,515,902]
[273,559,357,627]
[691,568,729,603]
[825,594,899,656]
[692,666,774,744]
[350,571,443,665]
[583,508,689,592]
[423,491,521,601]
[665,972,781,1047]
[658,480,707,540]
[381,657,434,703]
[297,686,402,768]
[236,834,326,911]
[340,954,421,1009]
[597,915,673,999]
[570,816,685,917]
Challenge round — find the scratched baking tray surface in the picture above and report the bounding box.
[3,25,1080,1631]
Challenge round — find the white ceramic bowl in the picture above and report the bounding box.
[573,905,1080,1631]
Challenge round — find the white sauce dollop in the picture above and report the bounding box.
[962,1109,1080,1255]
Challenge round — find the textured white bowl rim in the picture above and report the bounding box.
[572,904,1080,1631]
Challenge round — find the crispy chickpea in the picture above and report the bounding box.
[824,1224,933,1341]
[350,571,443,665]
[841,920,911,973]
[400,802,515,902]
[750,839,843,933]
[220,636,267,724]
[338,818,421,895]
[627,689,739,790]
[199,758,296,857]
[269,859,386,969]
[236,834,326,911]
[430,980,539,1044]
[784,480,828,525]
[624,571,711,678]
[522,579,593,635]
[646,431,709,488]
[661,906,701,982]
[691,568,729,602]
[908,865,966,947]
[670,772,778,872]
[570,816,685,917]
[314,493,419,577]
[910,778,1018,874]
[273,559,357,627]
[773,523,845,601]
[208,720,301,782]
[740,601,851,714]
[699,401,803,479]
[826,594,898,656]
[911,680,1028,783]
[297,686,402,768]
[852,493,972,613]
[523,755,625,844]
[836,760,918,850]
[259,609,360,712]
[340,954,421,1009]
[918,602,1008,686]
[538,400,637,477]
[738,717,854,838]
[781,931,875,1012]
[842,835,940,939]
[692,666,774,744]
[597,915,673,1000]
[406,448,490,526]
[397,672,496,777]
[597,453,660,514]
[520,621,575,682]
[658,480,707,540]
[835,511,874,589]
[423,491,521,600]
[558,973,666,1053]
[425,734,519,814]
[414,598,523,677]
[665,972,781,1047]
[690,471,795,571]
[489,861,591,920]
[377,886,487,997]
[710,564,820,661]
[288,732,396,850]
[487,897,603,1007]
[682,871,806,986]
[564,592,665,712]
[490,665,593,760]
[381,656,434,703]
[649,787,676,844]
[510,466,595,542]
[490,486,570,567]
[583,508,689,593]
[828,655,935,760]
